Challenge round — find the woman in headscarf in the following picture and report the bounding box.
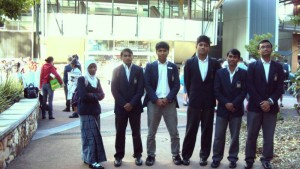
[77,60,106,169]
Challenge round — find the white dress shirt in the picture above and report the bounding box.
[261,58,271,82]
[123,63,132,81]
[227,66,239,83]
[156,61,170,98]
[197,55,209,81]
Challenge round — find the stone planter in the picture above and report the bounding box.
[0,98,39,169]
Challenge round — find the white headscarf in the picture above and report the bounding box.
[85,59,98,88]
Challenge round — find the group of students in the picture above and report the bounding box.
[83,35,284,169]
[39,34,284,169]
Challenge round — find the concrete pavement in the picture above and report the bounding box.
[6,83,298,169]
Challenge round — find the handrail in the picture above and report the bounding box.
[47,0,63,35]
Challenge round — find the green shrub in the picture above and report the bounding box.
[0,75,23,113]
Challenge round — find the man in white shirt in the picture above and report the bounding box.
[181,35,221,166]
[143,41,181,166]
[245,40,284,169]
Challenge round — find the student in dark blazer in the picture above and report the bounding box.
[244,40,284,169]
[143,41,181,166]
[111,48,144,167]
[211,49,247,168]
[181,35,221,166]
[62,56,73,112]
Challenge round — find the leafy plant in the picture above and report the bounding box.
[0,0,38,25]
[290,14,300,26]
[288,66,300,97]
[245,33,279,59]
[0,75,23,113]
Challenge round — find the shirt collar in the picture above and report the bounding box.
[227,66,239,74]
[123,63,132,70]
[158,60,168,65]
[261,58,271,64]
[197,54,209,63]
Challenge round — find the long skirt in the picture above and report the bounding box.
[80,115,107,164]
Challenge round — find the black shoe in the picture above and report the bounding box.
[244,162,253,169]
[135,157,143,166]
[49,117,55,120]
[229,161,237,168]
[145,156,155,166]
[62,108,70,112]
[69,113,79,118]
[280,103,284,107]
[114,158,122,167]
[89,162,104,169]
[199,158,208,166]
[42,116,46,119]
[262,161,273,169]
[182,158,190,166]
[172,155,182,165]
[211,160,220,168]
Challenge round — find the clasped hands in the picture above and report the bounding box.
[156,98,169,107]
[225,103,236,112]
[124,103,133,112]
[260,100,271,112]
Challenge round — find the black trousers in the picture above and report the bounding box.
[64,85,70,110]
[182,106,215,160]
[114,112,143,159]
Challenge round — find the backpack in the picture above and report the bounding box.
[71,77,88,106]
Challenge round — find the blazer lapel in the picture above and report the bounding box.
[167,62,174,82]
[153,61,159,84]
[268,61,276,85]
[257,61,268,84]
[223,69,231,86]
[193,57,203,82]
[204,58,212,82]
[128,65,135,85]
[231,69,240,90]
[119,65,128,82]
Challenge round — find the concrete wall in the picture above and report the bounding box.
[222,0,249,59]
[249,0,278,45]
[42,37,86,63]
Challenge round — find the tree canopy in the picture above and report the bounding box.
[0,0,36,25]
[244,33,279,59]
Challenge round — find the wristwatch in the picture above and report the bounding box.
[268,98,274,105]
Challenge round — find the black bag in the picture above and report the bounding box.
[24,83,39,98]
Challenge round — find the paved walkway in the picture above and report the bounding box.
[6,83,298,169]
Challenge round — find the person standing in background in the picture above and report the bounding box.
[39,56,63,120]
[111,48,144,167]
[68,58,82,118]
[62,56,73,112]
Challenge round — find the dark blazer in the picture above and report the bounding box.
[247,60,284,113]
[63,64,72,85]
[184,56,221,109]
[77,76,105,116]
[111,64,144,115]
[214,68,247,117]
[143,61,180,108]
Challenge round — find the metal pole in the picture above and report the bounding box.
[86,0,88,35]
[111,0,114,35]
